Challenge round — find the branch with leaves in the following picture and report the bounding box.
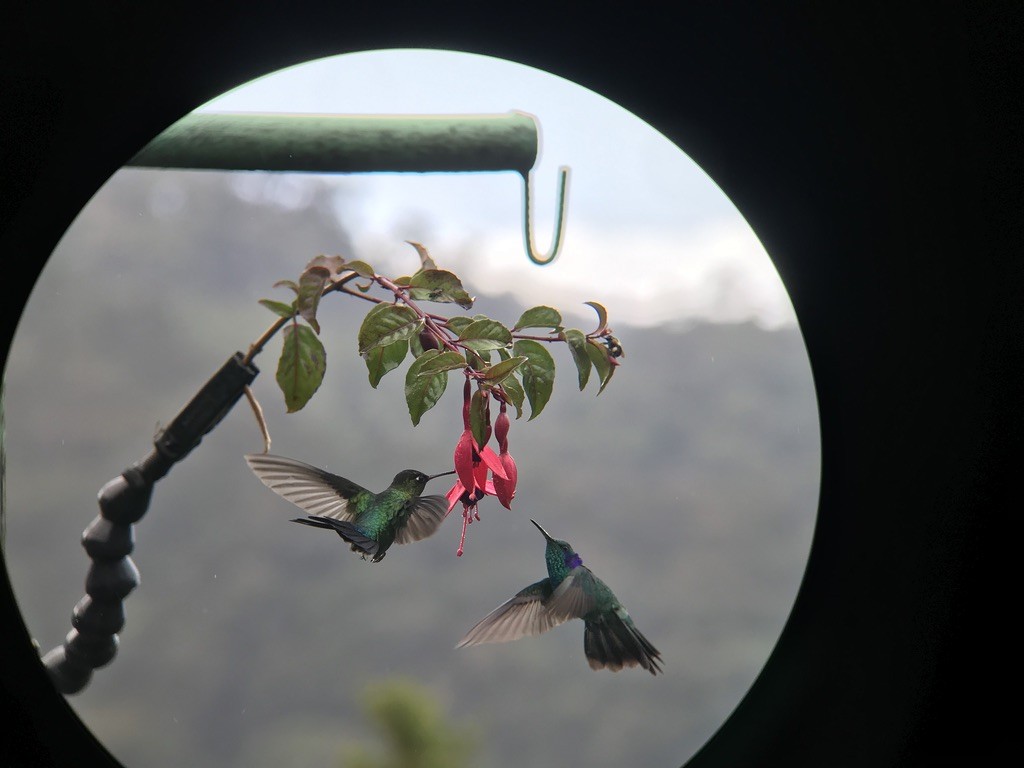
[245,242,623,554]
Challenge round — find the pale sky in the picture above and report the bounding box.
[201,48,796,330]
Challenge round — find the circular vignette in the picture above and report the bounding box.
[1,6,1005,768]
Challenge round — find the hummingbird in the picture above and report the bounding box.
[245,453,456,563]
[457,519,663,675]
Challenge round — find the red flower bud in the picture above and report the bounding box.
[419,328,440,351]
[494,407,510,452]
[461,379,472,427]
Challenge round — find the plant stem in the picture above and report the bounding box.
[244,315,290,366]
[335,283,452,324]
[335,284,385,306]
[340,274,575,351]
[511,332,565,343]
[242,269,365,444]
[373,274,463,354]
[244,384,271,452]
[243,270,363,366]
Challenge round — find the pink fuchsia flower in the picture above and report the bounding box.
[444,428,508,555]
[451,425,507,500]
[443,381,513,556]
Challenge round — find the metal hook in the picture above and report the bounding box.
[522,166,570,265]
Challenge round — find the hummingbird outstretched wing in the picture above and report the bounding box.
[456,579,571,647]
[245,453,369,521]
[393,495,450,545]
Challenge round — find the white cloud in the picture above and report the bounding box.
[201,49,799,331]
[336,186,795,330]
[458,218,796,329]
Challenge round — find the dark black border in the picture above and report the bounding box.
[2,3,1018,766]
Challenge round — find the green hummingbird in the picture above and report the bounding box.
[245,453,455,563]
[457,519,663,675]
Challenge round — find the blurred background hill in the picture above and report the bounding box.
[3,169,819,768]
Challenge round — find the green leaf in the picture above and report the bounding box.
[513,305,562,331]
[404,350,449,426]
[344,260,375,278]
[470,389,489,448]
[408,270,474,309]
[272,279,300,294]
[562,328,592,390]
[406,240,438,271]
[415,350,467,376]
[296,265,331,334]
[357,303,423,354]
[258,299,296,319]
[465,348,490,371]
[445,316,474,335]
[364,338,409,388]
[480,355,527,385]
[305,254,348,277]
[499,373,526,419]
[276,322,326,413]
[512,339,555,420]
[586,339,615,394]
[458,318,512,353]
[409,330,425,358]
[584,301,609,333]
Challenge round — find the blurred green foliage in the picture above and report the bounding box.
[342,679,476,768]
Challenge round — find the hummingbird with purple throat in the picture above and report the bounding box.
[245,453,455,563]
[457,519,663,675]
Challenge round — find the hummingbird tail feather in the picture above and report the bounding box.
[583,615,663,676]
[290,517,336,530]
[292,516,382,562]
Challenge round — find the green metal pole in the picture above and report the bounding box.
[128,111,539,175]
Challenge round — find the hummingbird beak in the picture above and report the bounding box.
[530,519,555,541]
[428,470,457,481]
